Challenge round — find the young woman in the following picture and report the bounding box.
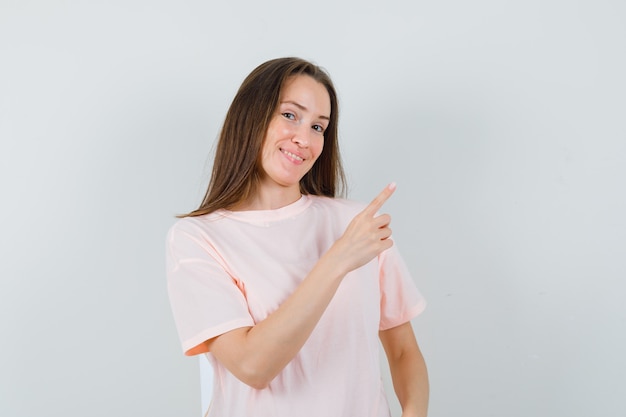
[166,57,429,417]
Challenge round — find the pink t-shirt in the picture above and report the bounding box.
[166,195,426,417]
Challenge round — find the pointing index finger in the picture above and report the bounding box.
[365,182,396,215]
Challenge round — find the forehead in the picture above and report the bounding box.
[280,75,331,115]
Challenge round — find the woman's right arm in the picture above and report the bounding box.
[205,183,397,389]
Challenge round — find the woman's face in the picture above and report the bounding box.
[258,75,331,193]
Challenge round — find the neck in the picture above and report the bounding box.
[233,183,302,211]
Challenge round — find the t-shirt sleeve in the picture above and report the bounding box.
[166,219,255,356]
[378,243,427,331]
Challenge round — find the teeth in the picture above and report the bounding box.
[282,149,303,161]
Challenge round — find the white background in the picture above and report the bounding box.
[1,0,625,416]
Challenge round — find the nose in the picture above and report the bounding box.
[291,124,311,147]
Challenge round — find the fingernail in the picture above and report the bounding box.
[388,182,397,190]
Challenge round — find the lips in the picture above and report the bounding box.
[280,148,304,162]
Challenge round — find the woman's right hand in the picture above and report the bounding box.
[330,182,397,274]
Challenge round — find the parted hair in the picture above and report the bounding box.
[182,57,346,217]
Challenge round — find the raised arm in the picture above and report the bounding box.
[206,183,397,389]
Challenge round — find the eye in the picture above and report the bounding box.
[312,124,325,133]
[282,112,296,120]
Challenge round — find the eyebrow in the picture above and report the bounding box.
[281,100,330,121]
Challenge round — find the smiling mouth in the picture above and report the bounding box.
[281,148,304,162]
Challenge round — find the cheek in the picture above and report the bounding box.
[312,138,324,159]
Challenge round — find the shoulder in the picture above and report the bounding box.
[166,212,228,243]
[166,213,234,267]
[307,195,366,215]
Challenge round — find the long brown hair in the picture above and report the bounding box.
[182,57,346,217]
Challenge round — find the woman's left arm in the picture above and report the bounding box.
[379,321,429,417]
